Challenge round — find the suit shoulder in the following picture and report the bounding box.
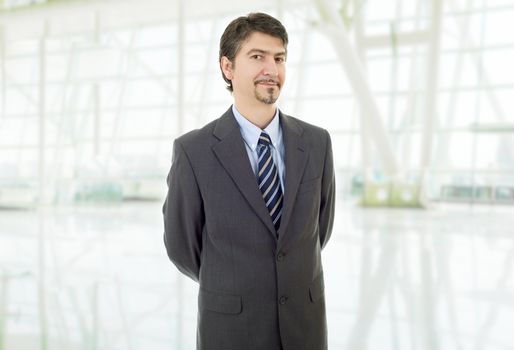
[174,118,218,148]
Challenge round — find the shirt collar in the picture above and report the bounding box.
[232,105,281,151]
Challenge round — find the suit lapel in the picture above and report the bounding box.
[212,108,277,237]
[277,112,308,237]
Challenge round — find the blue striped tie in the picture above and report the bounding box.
[257,132,283,231]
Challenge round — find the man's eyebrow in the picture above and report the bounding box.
[246,49,287,56]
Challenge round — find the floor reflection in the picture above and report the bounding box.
[1,202,513,349]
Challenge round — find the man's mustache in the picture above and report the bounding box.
[254,77,280,86]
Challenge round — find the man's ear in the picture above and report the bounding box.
[220,56,234,80]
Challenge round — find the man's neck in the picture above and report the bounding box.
[234,101,277,130]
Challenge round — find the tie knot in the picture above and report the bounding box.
[258,132,272,147]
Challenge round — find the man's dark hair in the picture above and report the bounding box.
[219,12,288,92]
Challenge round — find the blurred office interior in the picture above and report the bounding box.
[1,0,514,349]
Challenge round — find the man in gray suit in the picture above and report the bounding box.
[163,12,335,350]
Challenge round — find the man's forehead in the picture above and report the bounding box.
[240,32,287,53]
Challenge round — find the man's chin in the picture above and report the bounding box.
[254,89,280,105]
[256,95,278,105]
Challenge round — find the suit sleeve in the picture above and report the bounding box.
[163,139,204,282]
[319,129,335,249]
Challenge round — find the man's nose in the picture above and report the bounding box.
[262,58,278,76]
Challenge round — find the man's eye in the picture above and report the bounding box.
[276,57,285,63]
[252,55,263,59]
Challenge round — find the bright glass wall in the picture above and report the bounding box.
[1,1,513,208]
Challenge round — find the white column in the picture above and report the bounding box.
[93,12,101,157]
[353,0,372,179]
[0,273,7,350]
[93,83,100,156]
[37,20,49,350]
[0,25,5,120]
[420,0,443,182]
[175,3,186,349]
[177,0,185,135]
[38,22,48,205]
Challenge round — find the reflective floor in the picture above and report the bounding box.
[1,201,514,350]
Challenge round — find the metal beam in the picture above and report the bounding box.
[470,123,514,133]
[362,30,430,49]
[314,0,399,176]
[106,27,137,164]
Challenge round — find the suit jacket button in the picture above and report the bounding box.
[279,296,288,305]
[277,252,285,261]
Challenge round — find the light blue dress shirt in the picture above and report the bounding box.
[232,105,286,192]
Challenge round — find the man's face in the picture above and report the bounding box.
[222,32,287,106]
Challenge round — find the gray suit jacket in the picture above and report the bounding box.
[163,107,335,350]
